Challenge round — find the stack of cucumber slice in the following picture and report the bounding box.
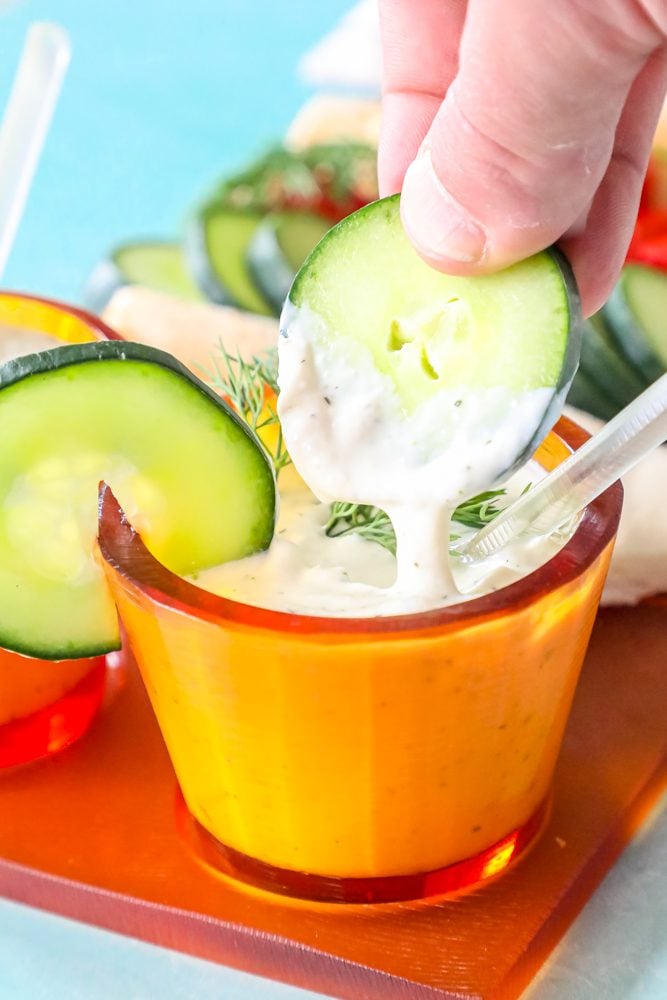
[84,143,376,316]
[566,262,667,420]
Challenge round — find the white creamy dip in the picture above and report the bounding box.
[275,301,559,608]
[195,466,569,617]
[0,325,63,364]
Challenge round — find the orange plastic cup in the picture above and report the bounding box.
[0,293,117,768]
[98,419,622,902]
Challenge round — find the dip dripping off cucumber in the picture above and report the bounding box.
[278,195,582,601]
[281,195,581,508]
[0,341,275,658]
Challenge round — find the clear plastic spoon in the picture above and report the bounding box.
[459,371,667,562]
[0,22,70,280]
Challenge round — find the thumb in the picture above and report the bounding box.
[401,0,663,275]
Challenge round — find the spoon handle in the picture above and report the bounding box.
[0,23,70,280]
[461,371,667,561]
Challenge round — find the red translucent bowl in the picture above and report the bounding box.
[0,292,117,768]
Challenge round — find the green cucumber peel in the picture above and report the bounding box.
[185,202,275,315]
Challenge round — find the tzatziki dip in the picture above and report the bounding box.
[195,466,571,617]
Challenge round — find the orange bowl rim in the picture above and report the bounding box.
[98,416,623,638]
[0,290,121,341]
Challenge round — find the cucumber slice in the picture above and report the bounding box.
[565,367,618,421]
[247,211,331,311]
[84,241,204,312]
[602,264,667,382]
[579,312,648,409]
[289,197,577,399]
[283,195,581,430]
[186,204,275,316]
[281,197,581,513]
[0,340,275,658]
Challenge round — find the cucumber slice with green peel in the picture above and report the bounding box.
[84,241,204,312]
[565,367,618,422]
[281,196,581,510]
[289,197,578,403]
[247,211,331,311]
[186,204,275,316]
[579,312,649,409]
[0,340,275,658]
[602,264,667,383]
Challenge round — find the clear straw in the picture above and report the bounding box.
[0,22,70,280]
[460,371,667,562]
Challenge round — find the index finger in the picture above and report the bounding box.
[378,0,467,194]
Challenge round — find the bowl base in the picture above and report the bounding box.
[177,794,550,904]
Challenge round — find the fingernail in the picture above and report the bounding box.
[401,147,487,264]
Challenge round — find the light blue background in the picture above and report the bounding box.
[0,2,666,997]
[0,0,351,302]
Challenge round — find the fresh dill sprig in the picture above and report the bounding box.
[324,503,398,554]
[325,490,508,556]
[448,489,509,528]
[208,342,291,476]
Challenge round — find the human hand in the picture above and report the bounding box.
[378,0,667,315]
